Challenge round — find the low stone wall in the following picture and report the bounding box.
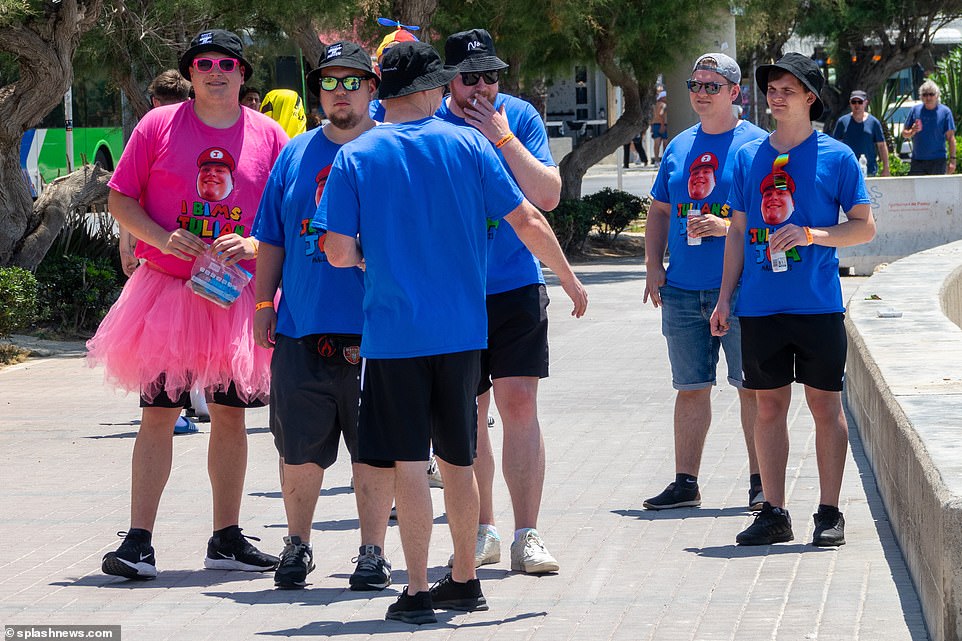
[845,240,962,641]
[838,174,962,275]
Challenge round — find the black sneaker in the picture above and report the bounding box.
[349,544,392,591]
[274,535,314,588]
[102,531,157,580]
[430,572,489,611]
[204,528,279,571]
[812,504,846,547]
[385,588,436,624]
[736,502,794,545]
[643,481,701,510]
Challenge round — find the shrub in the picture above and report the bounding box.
[889,155,910,176]
[0,267,39,338]
[36,254,120,335]
[544,199,595,254]
[582,188,646,243]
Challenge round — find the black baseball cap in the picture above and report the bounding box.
[306,41,379,97]
[444,29,508,73]
[376,41,458,100]
[179,29,253,82]
[756,53,825,120]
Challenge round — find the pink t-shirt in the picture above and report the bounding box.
[109,101,289,279]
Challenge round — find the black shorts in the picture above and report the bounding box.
[269,333,361,468]
[478,284,549,395]
[359,351,481,467]
[739,313,847,392]
[140,378,266,409]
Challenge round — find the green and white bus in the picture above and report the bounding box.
[20,78,124,197]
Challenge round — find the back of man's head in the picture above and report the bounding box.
[149,70,191,106]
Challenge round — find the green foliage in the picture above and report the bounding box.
[35,254,119,335]
[33,209,122,334]
[582,188,645,242]
[932,46,962,124]
[48,209,121,264]
[888,155,910,177]
[545,199,595,254]
[0,267,39,337]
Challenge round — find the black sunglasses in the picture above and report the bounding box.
[849,99,864,105]
[320,76,365,92]
[686,79,731,95]
[461,70,500,87]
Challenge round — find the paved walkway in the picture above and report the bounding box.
[0,259,928,640]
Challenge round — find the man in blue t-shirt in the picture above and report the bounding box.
[710,53,876,548]
[902,79,957,175]
[318,42,587,625]
[436,27,578,576]
[832,89,890,176]
[251,42,394,592]
[643,53,768,514]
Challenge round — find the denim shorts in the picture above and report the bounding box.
[659,284,743,390]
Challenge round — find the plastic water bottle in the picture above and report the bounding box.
[771,250,788,272]
[687,211,702,246]
[859,154,868,177]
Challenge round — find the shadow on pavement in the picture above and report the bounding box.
[611,507,747,520]
[52,569,265,589]
[683,543,832,558]
[255,611,548,636]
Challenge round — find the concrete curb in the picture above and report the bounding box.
[845,240,962,641]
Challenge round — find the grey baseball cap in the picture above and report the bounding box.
[691,52,741,85]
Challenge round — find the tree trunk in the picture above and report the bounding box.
[0,0,104,267]
[291,21,325,70]
[390,0,438,31]
[558,31,651,201]
[11,164,112,271]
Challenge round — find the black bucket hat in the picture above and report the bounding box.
[376,41,458,100]
[306,41,379,97]
[444,29,508,73]
[756,52,825,120]
[179,29,253,82]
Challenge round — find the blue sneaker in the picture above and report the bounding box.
[173,416,198,435]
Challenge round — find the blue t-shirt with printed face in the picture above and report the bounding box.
[728,131,870,316]
[650,120,768,291]
[435,93,555,295]
[904,104,956,160]
[315,116,525,359]
[832,113,885,175]
[251,127,364,338]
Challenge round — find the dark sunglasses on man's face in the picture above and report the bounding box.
[849,99,864,105]
[686,79,730,95]
[320,76,365,91]
[921,92,936,97]
[192,57,239,74]
[461,70,500,87]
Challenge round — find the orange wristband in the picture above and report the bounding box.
[254,301,274,312]
[495,133,515,148]
[803,226,814,246]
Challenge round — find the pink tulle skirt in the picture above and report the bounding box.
[86,265,270,404]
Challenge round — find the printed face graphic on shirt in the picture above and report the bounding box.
[688,165,716,200]
[195,147,237,202]
[758,167,796,225]
[197,162,234,201]
[687,152,718,200]
[761,186,794,224]
[315,165,332,207]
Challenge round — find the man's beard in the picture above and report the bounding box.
[329,110,362,130]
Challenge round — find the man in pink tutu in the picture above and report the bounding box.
[88,28,289,580]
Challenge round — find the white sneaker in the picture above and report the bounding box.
[510,530,559,574]
[448,526,501,568]
[427,455,444,489]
